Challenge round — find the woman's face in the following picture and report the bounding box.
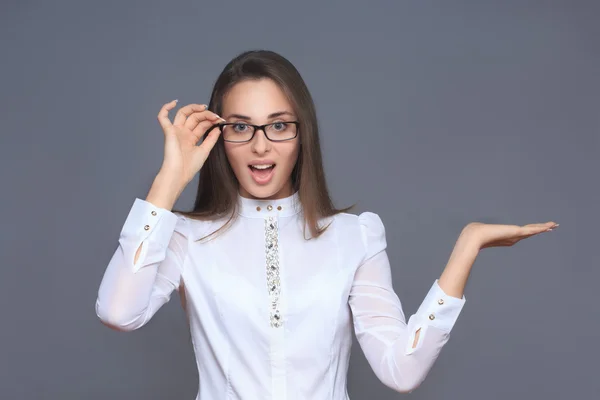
[222,78,300,200]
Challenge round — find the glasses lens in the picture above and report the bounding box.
[265,122,297,141]
[222,123,254,142]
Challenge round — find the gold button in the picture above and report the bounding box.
[267,205,273,211]
[438,299,444,305]
[151,211,157,216]
[256,206,261,211]
[277,206,282,211]
[428,314,435,320]
[144,225,150,230]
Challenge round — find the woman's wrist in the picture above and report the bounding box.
[145,172,185,211]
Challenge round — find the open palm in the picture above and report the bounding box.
[462,221,559,249]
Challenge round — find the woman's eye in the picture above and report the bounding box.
[272,122,286,131]
[233,123,248,132]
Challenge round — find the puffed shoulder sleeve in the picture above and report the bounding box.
[358,211,387,261]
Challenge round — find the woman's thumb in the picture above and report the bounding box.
[192,129,221,169]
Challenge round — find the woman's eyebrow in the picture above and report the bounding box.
[225,111,295,120]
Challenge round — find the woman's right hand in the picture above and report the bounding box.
[156,100,226,188]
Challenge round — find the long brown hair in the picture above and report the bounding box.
[173,49,353,240]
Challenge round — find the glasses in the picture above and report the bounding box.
[206,121,300,143]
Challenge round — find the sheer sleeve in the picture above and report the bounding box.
[348,212,466,393]
[95,198,190,331]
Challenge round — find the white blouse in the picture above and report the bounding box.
[96,191,466,399]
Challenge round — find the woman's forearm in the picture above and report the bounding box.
[438,229,480,298]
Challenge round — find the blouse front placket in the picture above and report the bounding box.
[255,202,288,398]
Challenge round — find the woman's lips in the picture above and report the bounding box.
[249,165,276,185]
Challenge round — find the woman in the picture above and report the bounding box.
[95,50,558,399]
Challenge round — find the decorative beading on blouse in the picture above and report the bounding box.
[265,216,282,327]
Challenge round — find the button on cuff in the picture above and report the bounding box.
[415,279,467,332]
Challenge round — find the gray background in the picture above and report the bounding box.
[1,0,598,399]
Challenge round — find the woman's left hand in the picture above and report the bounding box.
[462,221,559,250]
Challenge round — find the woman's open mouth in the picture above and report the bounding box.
[248,164,276,185]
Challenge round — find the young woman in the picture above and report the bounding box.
[95,50,558,399]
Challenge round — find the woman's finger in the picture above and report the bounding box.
[198,126,221,152]
[523,222,553,228]
[191,127,222,168]
[193,123,221,146]
[191,118,221,140]
[173,104,208,126]
[157,100,178,132]
[530,223,557,232]
[185,110,224,132]
[518,227,546,237]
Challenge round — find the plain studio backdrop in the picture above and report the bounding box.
[1,1,598,399]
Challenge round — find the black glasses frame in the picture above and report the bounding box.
[204,121,300,143]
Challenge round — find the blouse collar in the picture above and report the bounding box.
[237,190,302,218]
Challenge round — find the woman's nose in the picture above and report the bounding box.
[251,128,271,154]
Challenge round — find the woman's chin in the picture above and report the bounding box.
[240,181,291,200]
